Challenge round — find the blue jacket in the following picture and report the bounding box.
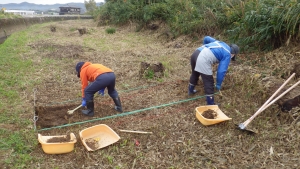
[197,36,231,89]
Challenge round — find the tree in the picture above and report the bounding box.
[84,0,97,15]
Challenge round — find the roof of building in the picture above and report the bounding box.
[4,10,35,13]
[59,6,81,9]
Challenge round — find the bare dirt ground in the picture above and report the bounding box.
[19,20,300,168]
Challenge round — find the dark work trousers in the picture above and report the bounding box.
[189,49,215,95]
[84,72,119,101]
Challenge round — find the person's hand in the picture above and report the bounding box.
[98,88,105,96]
[215,84,221,91]
[81,98,86,107]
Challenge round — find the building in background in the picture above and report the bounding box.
[4,9,35,15]
[59,6,81,15]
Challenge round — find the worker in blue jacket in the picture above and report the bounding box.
[188,36,239,105]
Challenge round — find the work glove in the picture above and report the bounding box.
[98,88,105,96]
[215,84,221,91]
[81,98,87,107]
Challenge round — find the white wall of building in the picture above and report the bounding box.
[4,10,35,15]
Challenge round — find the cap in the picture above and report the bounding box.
[230,44,239,61]
[75,62,85,78]
[230,44,239,55]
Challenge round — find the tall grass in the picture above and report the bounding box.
[226,0,300,51]
[95,0,299,51]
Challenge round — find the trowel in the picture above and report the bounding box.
[67,105,82,115]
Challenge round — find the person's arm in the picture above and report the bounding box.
[216,56,231,90]
[80,72,88,98]
[203,36,216,44]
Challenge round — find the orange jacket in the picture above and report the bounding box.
[79,62,113,97]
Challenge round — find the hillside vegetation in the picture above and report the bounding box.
[92,0,299,51]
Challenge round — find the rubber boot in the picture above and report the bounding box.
[82,100,94,117]
[113,97,123,113]
[188,83,197,95]
[206,96,215,105]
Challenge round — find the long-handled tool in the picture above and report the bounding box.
[237,73,300,133]
[119,129,153,134]
[67,105,82,115]
[67,93,102,115]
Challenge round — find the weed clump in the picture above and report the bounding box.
[105,27,116,34]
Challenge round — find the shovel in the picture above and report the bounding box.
[67,94,102,115]
[67,105,82,115]
[237,73,300,133]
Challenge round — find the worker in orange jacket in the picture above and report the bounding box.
[75,62,122,116]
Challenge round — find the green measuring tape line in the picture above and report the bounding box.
[38,94,214,131]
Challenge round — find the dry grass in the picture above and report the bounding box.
[10,19,300,168]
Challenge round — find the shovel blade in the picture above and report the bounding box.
[235,124,258,134]
[67,110,74,115]
[67,105,82,115]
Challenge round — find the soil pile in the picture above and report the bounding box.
[202,109,217,119]
[85,138,99,150]
[46,134,71,143]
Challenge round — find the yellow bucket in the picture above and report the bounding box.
[38,133,77,154]
[195,105,232,126]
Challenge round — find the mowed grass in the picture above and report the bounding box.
[0,23,68,168]
[0,30,36,167]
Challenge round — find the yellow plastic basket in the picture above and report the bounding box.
[80,124,120,151]
[38,133,77,154]
[195,105,232,126]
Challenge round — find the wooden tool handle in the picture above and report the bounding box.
[120,130,153,134]
[242,73,296,128]
[255,73,295,113]
[73,105,82,111]
[243,77,300,128]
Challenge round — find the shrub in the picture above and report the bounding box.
[106,27,116,34]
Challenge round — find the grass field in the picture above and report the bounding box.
[1,19,300,169]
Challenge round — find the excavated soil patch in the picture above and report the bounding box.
[28,41,93,59]
[35,79,203,129]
